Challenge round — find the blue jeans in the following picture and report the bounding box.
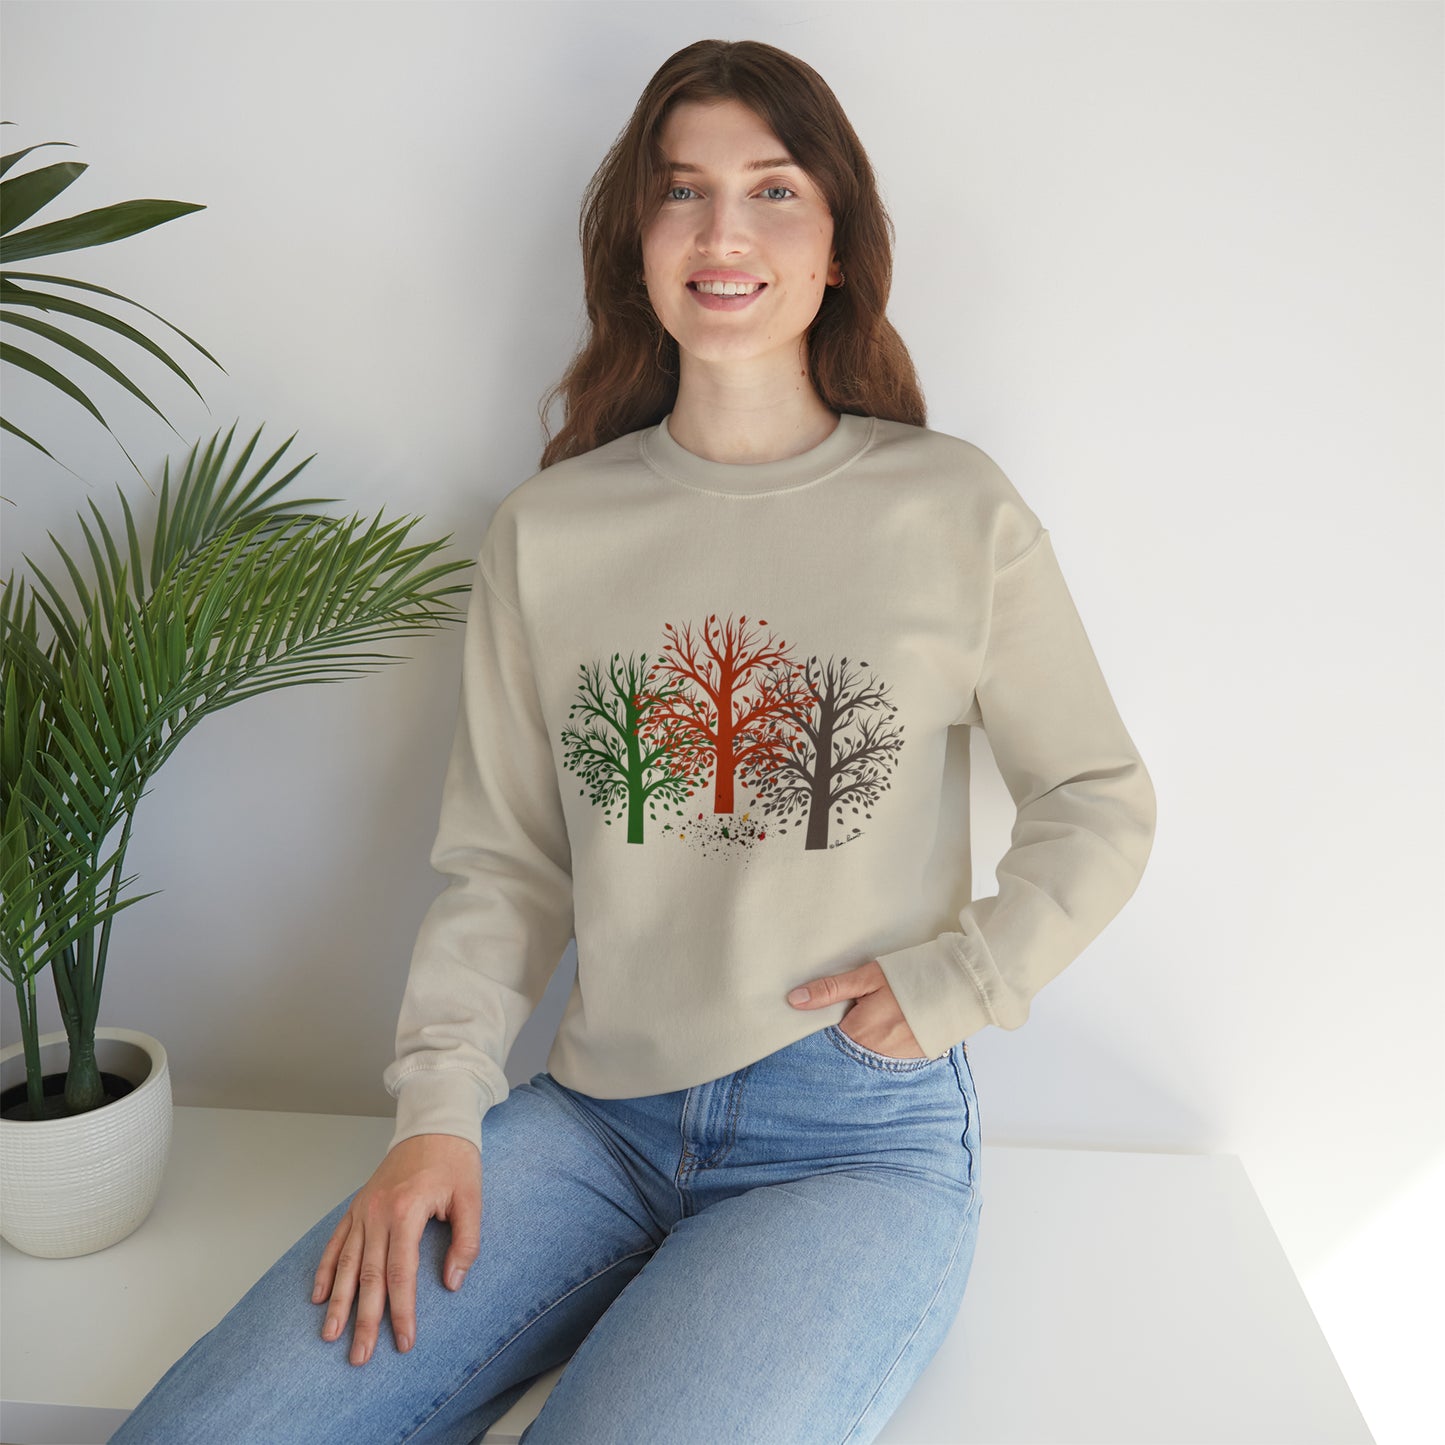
[109,1024,982,1445]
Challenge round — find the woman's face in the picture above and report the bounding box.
[640,97,840,373]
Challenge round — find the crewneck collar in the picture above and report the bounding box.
[640,410,876,496]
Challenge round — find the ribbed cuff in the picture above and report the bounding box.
[386,1068,492,1156]
[873,935,996,1059]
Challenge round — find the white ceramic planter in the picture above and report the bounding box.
[0,1026,172,1258]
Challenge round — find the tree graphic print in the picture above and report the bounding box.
[635,614,814,817]
[739,653,905,849]
[562,613,905,852]
[559,651,711,844]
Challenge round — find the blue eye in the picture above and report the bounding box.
[664,184,797,202]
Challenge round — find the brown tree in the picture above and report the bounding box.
[739,653,905,849]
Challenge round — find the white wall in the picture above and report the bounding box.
[2,2,1440,1440]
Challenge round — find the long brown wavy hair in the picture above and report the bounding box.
[536,38,927,470]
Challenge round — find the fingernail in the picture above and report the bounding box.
[397,1333,411,1352]
[448,1268,464,1290]
[322,1319,337,1340]
[312,1285,324,1303]
[788,987,810,1004]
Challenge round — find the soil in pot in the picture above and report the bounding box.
[1,1069,138,1121]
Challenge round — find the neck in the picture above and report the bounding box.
[666,355,839,465]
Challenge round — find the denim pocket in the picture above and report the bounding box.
[824,1023,946,1073]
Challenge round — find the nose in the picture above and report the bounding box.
[693,192,753,260]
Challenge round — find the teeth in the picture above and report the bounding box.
[692,279,762,295]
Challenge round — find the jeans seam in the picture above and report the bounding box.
[836,1209,974,1445]
[698,1058,752,1170]
[397,1243,657,1444]
[535,1073,647,1202]
[949,1048,978,1190]
[676,1061,755,1186]
[825,1023,936,1073]
[538,1073,681,1245]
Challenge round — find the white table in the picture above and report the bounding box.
[0,1106,1374,1445]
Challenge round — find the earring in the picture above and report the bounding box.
[834,266,846,288]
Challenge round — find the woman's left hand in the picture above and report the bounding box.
[786,959,927,1059]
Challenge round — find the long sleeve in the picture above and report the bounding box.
[380,541,575,1155]
[874,526,1157,1059]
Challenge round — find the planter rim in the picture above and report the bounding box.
[0,1027,168,1127]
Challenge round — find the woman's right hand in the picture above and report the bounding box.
[312,1132,482,1365]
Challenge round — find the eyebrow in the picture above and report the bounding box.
[665,157,800,174]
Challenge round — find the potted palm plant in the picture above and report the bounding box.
[0,124,473,1256]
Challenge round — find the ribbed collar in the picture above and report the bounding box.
[639,410,876,496]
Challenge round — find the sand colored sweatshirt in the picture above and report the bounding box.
[381,411,1157,1153]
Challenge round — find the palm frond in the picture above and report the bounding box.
[0,416,473,1120]
[1,127,224,479]
[6,429,471,904]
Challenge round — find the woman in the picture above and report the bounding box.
[111,38,1155,1445]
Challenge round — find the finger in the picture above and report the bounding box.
[386,1211,421,1354]
[807,974,843,1004]
[312,1212,352,1306]
[321,1214,362,1345]
[350,1210,392,1366]
[443,1171,483,1292]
